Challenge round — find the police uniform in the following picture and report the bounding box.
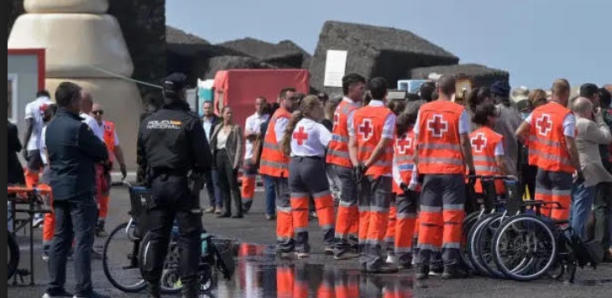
[350,99,396,271]
[327,97,360,257]
[288,118,335,254]
[391,130,420,267]
[259,106,293,253]
[137,73,212,297]
[414,100,469,269]
[524,102,575,221]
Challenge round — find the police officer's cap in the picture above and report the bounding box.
[163,73,188,92]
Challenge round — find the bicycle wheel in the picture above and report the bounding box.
[492,214,557,281]
[467,213,498,276]
[102,222,146,293]
[476,213,506,278]
[138,232,183,294]
[461,211,481,272]
[8,232,19,280]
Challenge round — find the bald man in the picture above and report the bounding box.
[80,90,104,141]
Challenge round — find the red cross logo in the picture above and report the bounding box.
[396,135,413,154]
[293,126,309,145]
[536,114,553,137]
[471,133,487,153]
[427,114,448,138]
[359,119,374,141]
[332,110,340,131]
[39,104,49,116]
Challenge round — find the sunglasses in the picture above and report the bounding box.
[92,110,104,115]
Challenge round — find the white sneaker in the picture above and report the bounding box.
[33,215,44,228]
[296,252,309,259]
[386,254,398,265]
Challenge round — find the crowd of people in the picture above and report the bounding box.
[6,72,612,297]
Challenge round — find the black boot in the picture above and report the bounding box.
[146,283,161,298]
[442,265,469,279]
[415,265,429,280]
[181,280,199,298]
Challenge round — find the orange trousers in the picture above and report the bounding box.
[25,169,40,188]
[40,184,55,244]
[96,194,110,222]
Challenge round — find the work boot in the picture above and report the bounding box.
[95,221,108,238]
[442,265,469,279]
[364,263,398,274]
[181,280,200,298]
[145,283,161,298]
[415,265,429,280]
[429,264,443,276]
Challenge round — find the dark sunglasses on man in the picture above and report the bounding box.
[92,110,104,115]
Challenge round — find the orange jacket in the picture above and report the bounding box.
[326,100,358,168]
[470,126,505,194]
[353,105,393,177]
[528,102,574,174]
[103,121,116,162]
[392,131,419,193]
[417,101,466,174]
[259,107,291,178]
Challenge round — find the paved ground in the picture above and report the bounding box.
[7,186,612,298]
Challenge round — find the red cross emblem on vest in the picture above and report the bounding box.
[536,114,553,137]
[471,132,487,153]
[358,119,374,141]
[333,110,340,131]
[427,114,448,138]
[396,135,413,154]
[293,126,309,145]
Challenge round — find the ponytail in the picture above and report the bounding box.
[281,112,304,157]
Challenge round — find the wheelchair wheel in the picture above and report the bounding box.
[8,232,19,280]
[476,213,507,278]
[138,232,183,294]
[461,211,481,272]
[467,213,498,276]
[492,214,557,281]
[102,222,146,293]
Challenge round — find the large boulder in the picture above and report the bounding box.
[310,21,459,94]
[218,37,311,69]
[410,63,509,89]
[201,56,276,79]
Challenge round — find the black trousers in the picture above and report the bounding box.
[215,149,242,216]
[143,175,203,285]
[594,162,612,250]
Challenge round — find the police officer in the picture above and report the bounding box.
[137,73,212,298]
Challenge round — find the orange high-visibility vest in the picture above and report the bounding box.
[417,101,465,174]
[392,131,419,193]
[103,121,116,162]
[353,104,393,177]
[326,100,358,168]
[259,107,291,178]
[470,126,505,194]
[528,102,574,174]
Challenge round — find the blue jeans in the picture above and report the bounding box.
[263,175,276,216]
[206,170,223,207]
[570,182,595,241]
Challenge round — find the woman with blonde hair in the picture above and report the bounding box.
[281,95,335,258]
[528,89,548,108]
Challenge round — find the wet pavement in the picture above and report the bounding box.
[7,186,612,298]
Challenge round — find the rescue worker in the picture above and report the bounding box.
[414,74,475,279]
[470,103,512,197]
[242,96,270,214]
[91,103,128,236]
[281,96,336,258]
[259,87,297,257]
[23,90,53,188]
[515,79,582,222]
[349,77,398,273]
[329,73,366,260]
[40,104,58,261]
[137,73,212,298]
[391,112,420,269]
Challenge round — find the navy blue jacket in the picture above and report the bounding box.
[46,109,109,201]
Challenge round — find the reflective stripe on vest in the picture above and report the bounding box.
[527,102,574,173]
[326,101,358,168]
[393,131,417,193]
[103,121,115,162]
[417,101,465,174]
[354,105,393,177]
[259,108,291,177]
[470,127,505,194]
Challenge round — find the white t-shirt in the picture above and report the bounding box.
[244,113,270,160]
[413,109,470,137]
[524,111,576,138]
[40,125,48,165]
[81,113,104,141]
[290,118,332,157]
[24,96,54,151]
[348,100,397,139]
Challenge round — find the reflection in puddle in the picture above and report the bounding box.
[209,243,414,298]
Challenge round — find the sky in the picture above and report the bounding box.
[167,0,611,89]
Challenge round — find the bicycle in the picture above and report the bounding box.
[7,186,52,284]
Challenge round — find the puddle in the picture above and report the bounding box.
[207,242,416,298]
